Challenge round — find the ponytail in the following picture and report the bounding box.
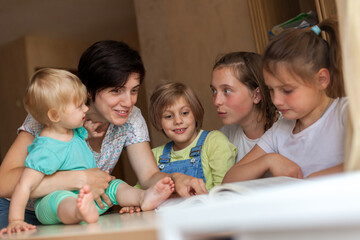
[318,18,345,98]
[263,17,345,98]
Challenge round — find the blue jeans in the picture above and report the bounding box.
[0,198,41,228]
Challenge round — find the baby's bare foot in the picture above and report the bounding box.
[141,177,175,211]
[77,185,99,223]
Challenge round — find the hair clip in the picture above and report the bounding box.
[311,25,321,35]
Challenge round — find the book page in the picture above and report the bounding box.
[156,194,210,212]
[157,177,302,212]
[158,172,360,240]
[209,176,302,199]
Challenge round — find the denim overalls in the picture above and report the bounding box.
[158,131,209,182]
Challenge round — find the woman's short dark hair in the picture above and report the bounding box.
[78,40,145,101]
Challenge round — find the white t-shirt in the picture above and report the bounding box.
[221,124,258,163]
[257,97,348,177]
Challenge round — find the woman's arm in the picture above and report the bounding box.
[222,145,303,183]
[306,163,344,178]
[127,142,207,197]
[0,131,34,198]
[33,168,113,209]
[0,131,113,208]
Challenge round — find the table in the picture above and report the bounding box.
[0,211,158,240]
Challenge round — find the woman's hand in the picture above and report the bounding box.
[84,120,106,139]
[83,168,115,209]
[171,173,208,197]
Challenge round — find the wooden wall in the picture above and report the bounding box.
[0,37,92,160]
[134,0,256,148]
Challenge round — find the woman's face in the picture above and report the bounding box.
[211,67,257,125]
[92,73,141,126]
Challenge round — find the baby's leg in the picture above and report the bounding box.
[115,177,174,211]
[57,185,98,224]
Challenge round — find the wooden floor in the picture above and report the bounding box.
[0,211,158,240]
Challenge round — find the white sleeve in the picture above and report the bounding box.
[340,97,349,126]
[17,114,43,136]
[124,106,150,146]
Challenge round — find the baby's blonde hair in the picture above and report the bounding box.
[24,68,87,126]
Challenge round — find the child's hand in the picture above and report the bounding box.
[0,220,36,234]
[267,153,303,179]
[84,120,105,139]
[171,173,208,197]
[119,206,141,214]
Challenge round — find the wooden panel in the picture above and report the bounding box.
[248,0,268,53]
[248,0,301,53]
[336,0,360,171]
[320,0,337,19]
[261,0,300,31]
[135,0,256,147]
[299,0,317,12]
[248,0,337,54]
[0,38,28,161]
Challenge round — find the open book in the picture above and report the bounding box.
[157,176,302,211]
[158,172,360,240]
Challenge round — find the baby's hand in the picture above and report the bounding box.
[84,120,105,139]
[119,206,141,214]
[0,220,36,234]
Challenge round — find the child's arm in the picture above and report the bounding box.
[222,145,270,183]
[223,145,303,183]
[84,120,106,138]
[306,163,344,178]
[127,141,207,197]
[1,168,44,234]
[205,131,237,186]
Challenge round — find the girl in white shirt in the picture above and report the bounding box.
[223,18,346,182]
[211,52,278,163]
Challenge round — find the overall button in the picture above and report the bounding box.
[190,158,196,163]
[159,164,165,170]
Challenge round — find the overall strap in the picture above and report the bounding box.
[190,131,210,157]
[159,141,173,164]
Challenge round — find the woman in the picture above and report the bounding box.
[0,40,207,228]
